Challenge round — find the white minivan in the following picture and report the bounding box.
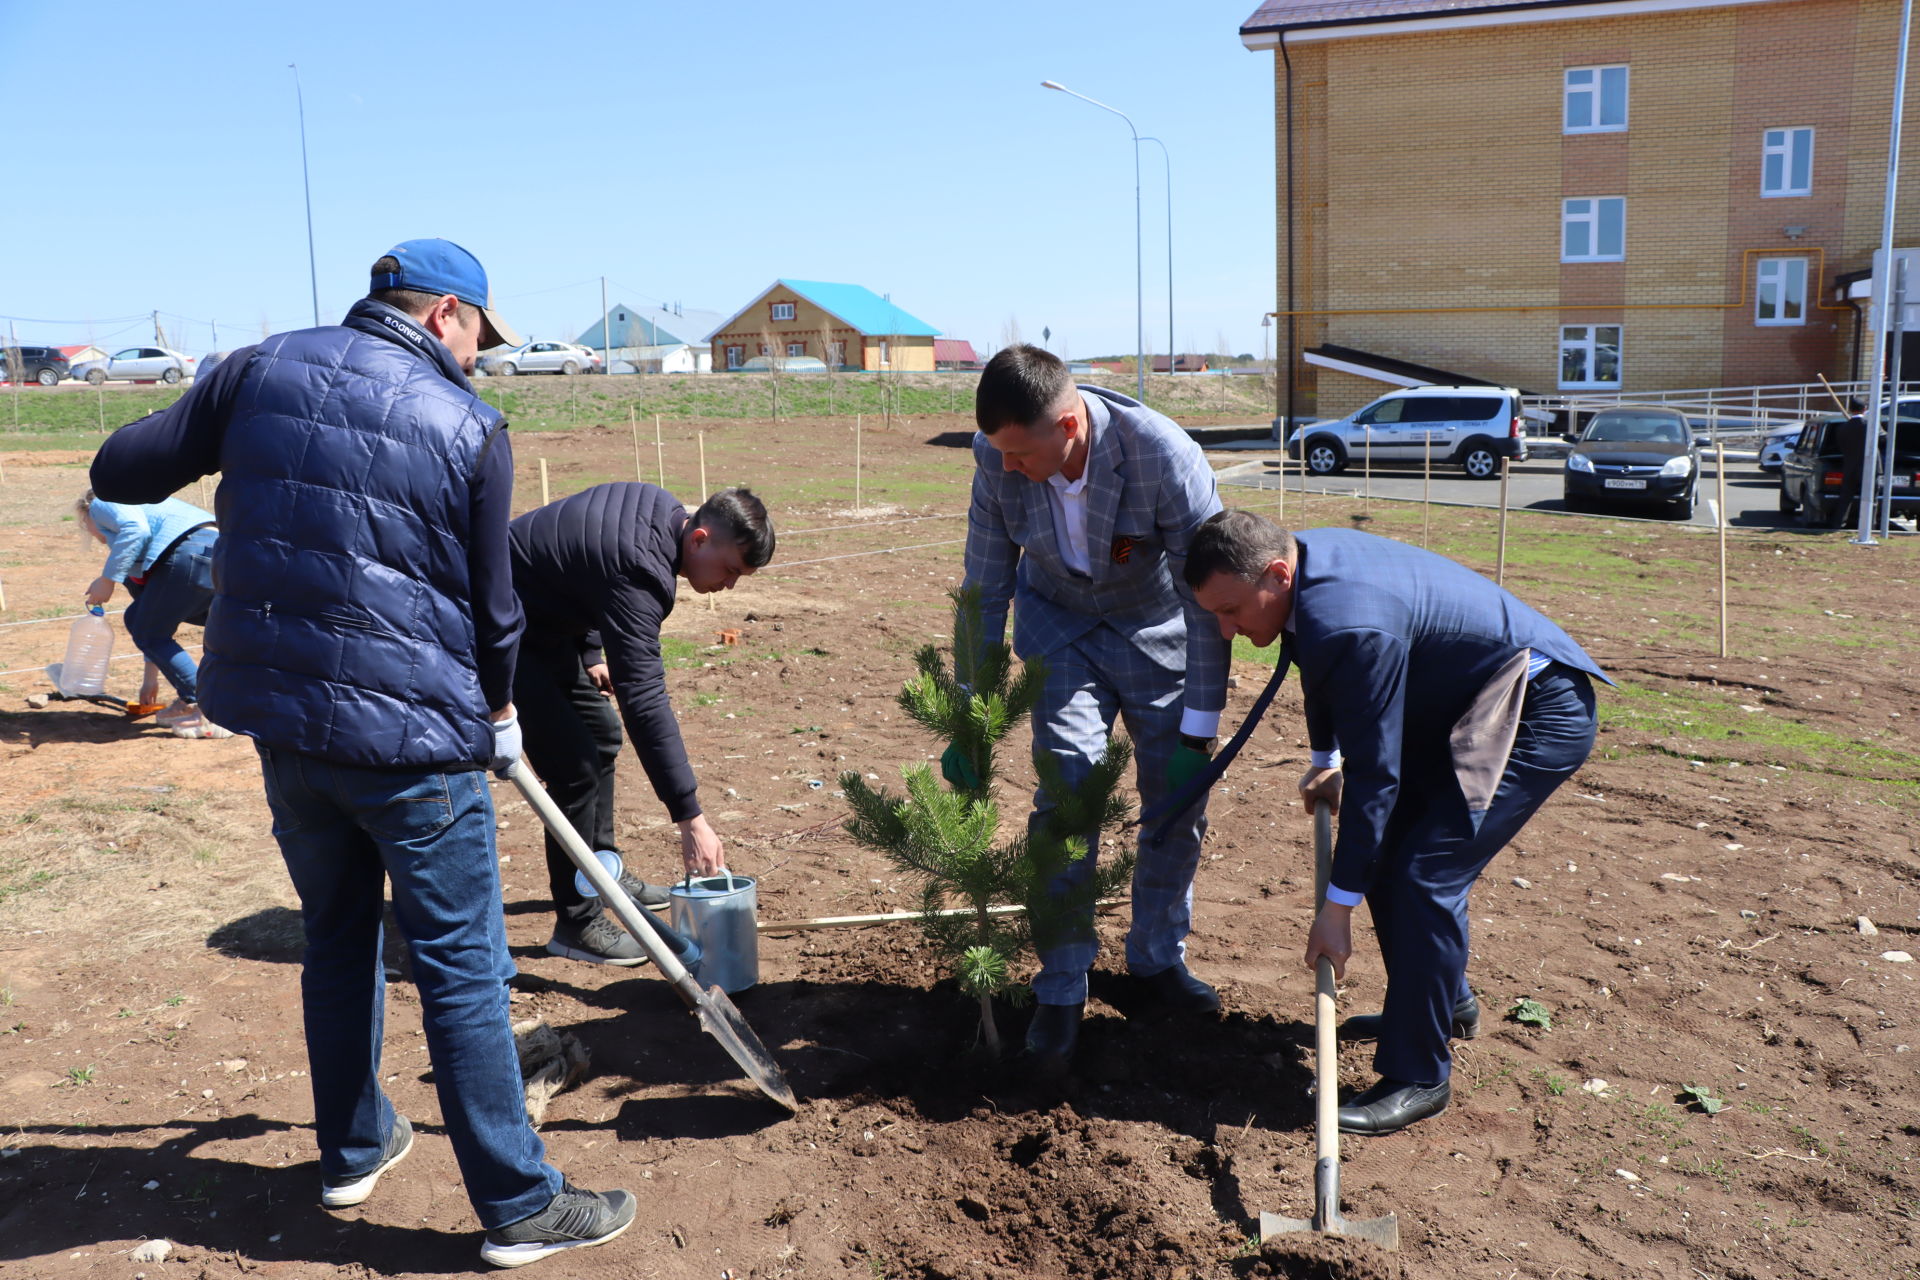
[1287,384,1528,479]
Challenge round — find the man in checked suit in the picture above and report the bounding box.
[1185,511,1607,1134]
[957,344,1229,1073]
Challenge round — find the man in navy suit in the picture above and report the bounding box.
[1186,511,1605,1134]
[960,344,1230,1072]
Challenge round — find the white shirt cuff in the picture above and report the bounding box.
[1324,884,1365,907]
[1180,707,1223,740]
[1310,747,1343,769]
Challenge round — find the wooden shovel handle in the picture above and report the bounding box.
[1311,802,1340,1165]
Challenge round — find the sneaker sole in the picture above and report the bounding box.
[544,939,650,968]
[321,1123,414,1208]
[481,1210,635,1268]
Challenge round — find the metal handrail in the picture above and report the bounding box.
[1522,380,1920,439]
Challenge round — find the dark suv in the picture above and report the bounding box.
[1779,410,1920,527]
[1,346,69,386]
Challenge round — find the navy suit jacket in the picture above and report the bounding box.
[1289,528,1608,895]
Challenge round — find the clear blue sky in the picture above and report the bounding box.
[2,1,1275,362]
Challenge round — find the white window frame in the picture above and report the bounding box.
[1562,197,1625,262]
[1761,127,1814,198]
[1755,258,1808,326]
[770,301,796,321]
[724,345,744,370]
[1563,64,1628,134]
[785,341,806,358]
[825,340,846,366]
[1559,324,1622,389]
[878,339,891,368]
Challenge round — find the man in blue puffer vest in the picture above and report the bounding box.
[90,240,635,1269]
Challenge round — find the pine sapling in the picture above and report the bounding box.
[841,588,1134,1057]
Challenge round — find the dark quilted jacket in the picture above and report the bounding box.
[195,305,511,766]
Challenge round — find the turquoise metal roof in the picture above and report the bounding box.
[778,280,940,337]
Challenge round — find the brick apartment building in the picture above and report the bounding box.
[1239,0,1920,420]
[708,280,939,372]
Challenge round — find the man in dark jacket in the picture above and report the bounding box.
[89,240,634,1268]
[508,483,775,964]
[1185,512,1605,1136]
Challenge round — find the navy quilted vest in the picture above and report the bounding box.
[198,301,506,767]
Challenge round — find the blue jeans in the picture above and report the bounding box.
[123,527,215,701]
[257,746,561,1228]
[1027,625,1207,1006]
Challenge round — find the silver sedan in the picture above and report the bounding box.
[481,341,602,376]
[71,346,196,385]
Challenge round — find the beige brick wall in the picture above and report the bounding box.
[1265,0,1920,415]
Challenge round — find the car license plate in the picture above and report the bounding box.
[1604,478,1646,490]
[1893,476,1914,490]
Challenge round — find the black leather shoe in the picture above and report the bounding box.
[1132,963,1221,1014]
[1021,1003,1082,1074]
[1337,1078,1451,1135]
[1339,994,1480,1043]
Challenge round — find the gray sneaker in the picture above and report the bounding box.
[481,1182,636,1268]
[546,913,650,967]
[321,1115,413,1208]
[616,870,671,910]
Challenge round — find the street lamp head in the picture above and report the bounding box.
[1041,80,1064,91]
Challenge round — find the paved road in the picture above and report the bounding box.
[1216,455,1852,531]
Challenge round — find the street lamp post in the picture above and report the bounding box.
[1042,80,1145,401]
[288,63,320,328]
[1141,136,1173,377]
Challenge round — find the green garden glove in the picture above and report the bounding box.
[1164,743,1213,797]
[941,743,982,790]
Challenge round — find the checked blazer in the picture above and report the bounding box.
[963,385,1227,721]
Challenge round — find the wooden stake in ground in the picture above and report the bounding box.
[1364,424,1373,510]
[699,431,714,612]
[539,457,550,507]
[199,477,210,511]
[654,414,665,488]
[630,407,643,483]
[97,386,105,432]
[1496,457,1511,586]
[0,575,8,611]
[1421,430,1433,548]
[855,413,863,512]
[1716,439,1729,658]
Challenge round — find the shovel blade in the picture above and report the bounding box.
[694,983,801,1112]
[1258,1208,1399,1252]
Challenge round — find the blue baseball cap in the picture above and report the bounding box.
[373,238,522,349]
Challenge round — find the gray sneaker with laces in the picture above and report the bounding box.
[321,1115,413,1208]
[481,1183,636,1268]
[546,913,650,966]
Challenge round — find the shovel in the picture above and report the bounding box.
[506,760,800,1112]
[1259,801,1398,1251]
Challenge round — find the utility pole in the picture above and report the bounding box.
[602,277,612,376]
[290,63,321,328]
[1854,0,1914,546]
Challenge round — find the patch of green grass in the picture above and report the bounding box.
[65,1064,97,1086]
[1545,1073,1569,1096]
[1602,681,1916,781]
[0,865,54,906]
[661,636,701,668]
[164,994,186,1007]
[691,692,723,707]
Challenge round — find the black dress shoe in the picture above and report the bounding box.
[1021,1003,1082,1074]
[1337,1078,1451,1135]
[1132,963,1221,1014]
[1339,994,1480,1043]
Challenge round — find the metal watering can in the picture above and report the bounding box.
[670,871,759,993]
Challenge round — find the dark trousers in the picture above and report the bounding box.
[1367,666,1598,1086]
[512,631,624,925]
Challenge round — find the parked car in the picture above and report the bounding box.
[479,341,602,376]
[70,346,195,385]
[1285,384,1527,479]
[1563,406,1701,518]
[1779,408,1920,528]
[0,345,71,386]
[1758,423,1802,473]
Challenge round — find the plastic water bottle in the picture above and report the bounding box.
[56,606,114,696]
